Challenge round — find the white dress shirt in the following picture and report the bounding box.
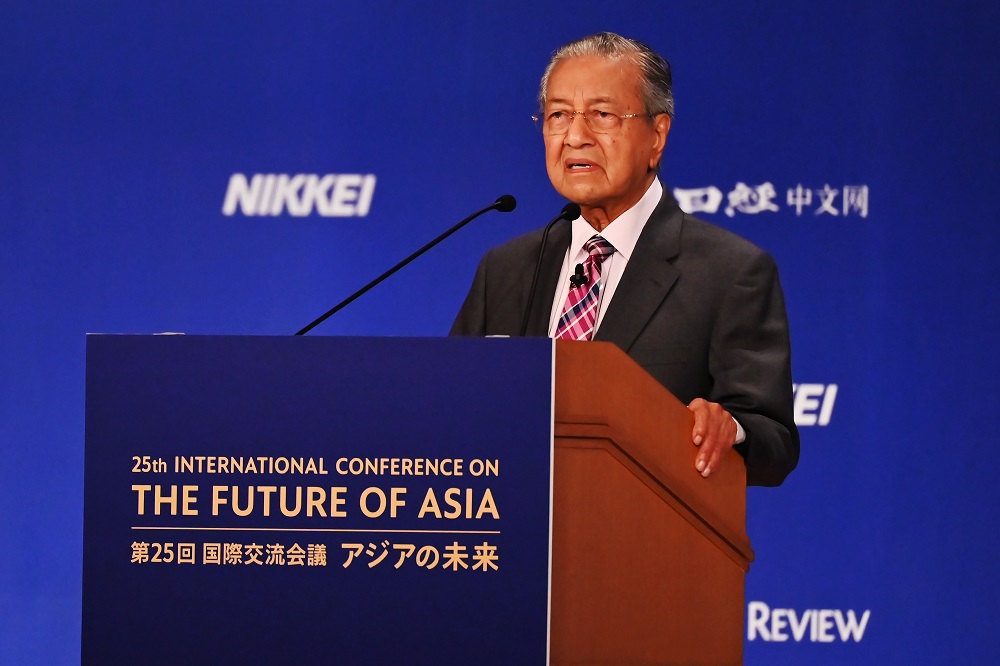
[547,178,663,335]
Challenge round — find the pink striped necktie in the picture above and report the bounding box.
[554,235,616,341]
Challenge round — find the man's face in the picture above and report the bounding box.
[543,55,670,225]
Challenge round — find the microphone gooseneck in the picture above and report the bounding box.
[520,202,582,337]
[296,194,517,335]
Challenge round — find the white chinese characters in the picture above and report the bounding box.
[674,183,869,218]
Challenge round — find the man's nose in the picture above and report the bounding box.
[564,112,595,146]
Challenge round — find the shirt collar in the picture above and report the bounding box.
[568,178,662,260]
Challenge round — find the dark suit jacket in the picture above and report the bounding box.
[450,189,799,486]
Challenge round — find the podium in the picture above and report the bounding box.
[552,342,752,665]
[83,336,751,665]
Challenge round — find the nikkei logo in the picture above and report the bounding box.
[748,601,870,643]
[222,173,376,217]
[793,383,837,426]
[673,183,869,218]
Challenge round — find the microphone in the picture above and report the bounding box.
[494,194,517,213]
[296,194,517,335]
[520,202,582,336]
[569,263,587,287]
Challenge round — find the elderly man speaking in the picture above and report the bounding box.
[451,32,798,487]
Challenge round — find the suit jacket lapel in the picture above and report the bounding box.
[595,190,683,351]
[524,219,572,336]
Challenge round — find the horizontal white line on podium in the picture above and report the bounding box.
[130,526,501,535]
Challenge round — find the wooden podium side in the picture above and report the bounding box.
[550,342,754,665]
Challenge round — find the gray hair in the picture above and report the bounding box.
[538,32,674,120]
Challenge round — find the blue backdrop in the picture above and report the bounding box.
[2,1,998,663]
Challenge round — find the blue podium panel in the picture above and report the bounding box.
[83,335,554,665]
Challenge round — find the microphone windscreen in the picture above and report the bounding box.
[494,194,517,212]
[561,202,581,220]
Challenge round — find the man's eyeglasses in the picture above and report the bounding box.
[532,109,647,135]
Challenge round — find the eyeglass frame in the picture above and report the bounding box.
[531,108,649,135]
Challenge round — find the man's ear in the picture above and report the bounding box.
[649,113,671,171]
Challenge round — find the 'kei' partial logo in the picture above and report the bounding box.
[793,383,837,426]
